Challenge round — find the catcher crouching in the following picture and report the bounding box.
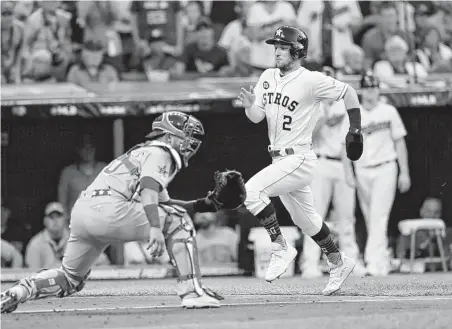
[1,112,248,313]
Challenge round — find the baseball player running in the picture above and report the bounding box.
[301,68,362,278]
[341,73,411,276]
[1,111,225,313]
[237,26,364,295]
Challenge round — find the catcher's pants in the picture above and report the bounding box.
[303,157,359,267]
[355,161,398,275]
[244,145,323,237]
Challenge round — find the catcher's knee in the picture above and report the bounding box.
[244,180,271,216]
[21,267,87,300]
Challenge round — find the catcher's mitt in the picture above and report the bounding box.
[208,170,246,210]
[345,129,363,161]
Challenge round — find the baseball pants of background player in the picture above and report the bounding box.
[302,157,359,269]
[355,160,398,275]
[245,145,324,238]
[17,190,198,300]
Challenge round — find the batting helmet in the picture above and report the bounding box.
[360,72,380,89]
[146,111,205,166]
[265,26,308,59]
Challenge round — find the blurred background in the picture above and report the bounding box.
[1,0,452,279]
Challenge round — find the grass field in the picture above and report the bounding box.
[1,273,452,329]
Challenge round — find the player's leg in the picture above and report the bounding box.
[280,186,355,296]
[1,201,108,313]
[333,178,365,275]
[302,160,333,278]
[122,202,222,308]
[244,153,315,282]
[365,162,398,276]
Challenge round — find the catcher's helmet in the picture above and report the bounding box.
[265,26,308,59]
[360,72,380,89]
[146,111,205,166]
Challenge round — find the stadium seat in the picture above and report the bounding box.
[398,218,449,273]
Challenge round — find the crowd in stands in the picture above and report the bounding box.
[2,0,452,87]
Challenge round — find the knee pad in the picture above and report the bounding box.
[20,267,87,300]
[160,205,203,297]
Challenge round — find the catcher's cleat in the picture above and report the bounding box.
[322,253,356,296]
[181,288,222,309]
[1,290,20,314]
[265,243,298,282]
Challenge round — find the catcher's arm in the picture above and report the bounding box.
[164,197,217,217]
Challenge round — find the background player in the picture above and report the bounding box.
[301,67,363,278]
[1,111,224,313]
[237,26,363,295]
[341,73,411,276]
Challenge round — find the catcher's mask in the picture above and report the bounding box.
[265,26,308,59]
[146,111,205,166]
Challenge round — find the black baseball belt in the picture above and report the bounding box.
[268,147,295,158]
[316,154,341,161]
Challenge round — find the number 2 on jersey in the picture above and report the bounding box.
[282,115,292,131]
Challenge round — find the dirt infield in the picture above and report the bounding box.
[2,274,452,329]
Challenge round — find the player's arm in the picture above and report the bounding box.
[239,73,267,123]
[390,106,411,192]
[395,137,409,176]
[312,72,361,132]
[165,197,217,217]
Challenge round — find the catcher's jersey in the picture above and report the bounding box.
[341,102,407,167]
[253,67,348,148]
[88,141,182,200]
[313,99,347,157]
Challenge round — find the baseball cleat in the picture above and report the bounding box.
[322,253,355,296]
[181,292,221,309]
[265,243,298,282]
[1,290,20,314]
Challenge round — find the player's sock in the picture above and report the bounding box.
[256,204,286,249]
[311,222,342,266]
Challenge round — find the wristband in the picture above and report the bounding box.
[347,107,361,130]
[144,204,160,228]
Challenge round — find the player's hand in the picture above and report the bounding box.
[237,85,256,108]
[147,227,166,258]
[398,172,411,193]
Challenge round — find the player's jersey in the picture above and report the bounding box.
[341,102,407,167]
[253,67,348,148]
[87,141,183,200]
[313,99,347,157]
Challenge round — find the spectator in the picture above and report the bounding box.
[361,1,409,69]
[173,18,229,78]
[374,35,428,88]
[1,1,24,84]
[337,44,365,77]
[58,134,106,215]
[177,1,209,54]
[25,202,69,268]
[209,0,238,29]
[13,0,35,22]
[416,27,452,73]
[66,40,120,87]
[76,1,123,64]
[443,9,452,48]
[21,1,72,82]
[140,29,179,82]
[25,202,110,268]
[245,1,296,70]
[413,2,439,49]
[1,239,23,268]
[218,1,254,73]
[193,212,238,266]
[22,49,57,84]
[218,1,252,57]
[130,0,182,56]
[296,0,362,68]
